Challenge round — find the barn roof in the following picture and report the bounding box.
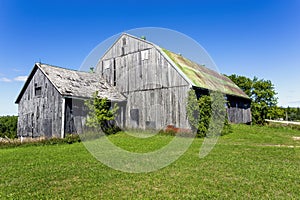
[161,49,249,99]
[15,63,126,103]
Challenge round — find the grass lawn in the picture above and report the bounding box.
[1,124,300,199]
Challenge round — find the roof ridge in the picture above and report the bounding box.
[36,62,96,75]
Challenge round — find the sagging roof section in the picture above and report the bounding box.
[15,63,126,103]
[161,49,249,99]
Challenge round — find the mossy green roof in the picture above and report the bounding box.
[162,49,249,99]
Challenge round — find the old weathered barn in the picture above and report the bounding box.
[15,63,125,138]
[16,33,251,138]
[95,33,251,130]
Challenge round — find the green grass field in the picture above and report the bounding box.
[1,125,300,199]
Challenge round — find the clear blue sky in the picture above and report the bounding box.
[0,0,299,115]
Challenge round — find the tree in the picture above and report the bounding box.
[0,116,18,138]
[285,107,299,121]
[267,106,285,120]
[84,91,119,134]
[251,77,278,124]
[297,107,300,120]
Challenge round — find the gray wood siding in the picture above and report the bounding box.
[17,68,62,138]
[125,86,190,129]
[227,107,252,124]
[96,34,189,92]
[226,96,252,124]
[95,34,191,129]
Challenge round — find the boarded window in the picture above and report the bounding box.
[141,50,149,60]
[122,38,127,46]
[35,84,41,96]
[130,109,139,122]
[103,60,110,70]
[150,92,155,105]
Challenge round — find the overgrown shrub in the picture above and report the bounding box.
[186,90,232,138]
[85,91,120,135]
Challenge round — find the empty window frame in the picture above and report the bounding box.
[122,38,127,46]
[34,84,42,96]
[141,49,149,60]
[121,47,125,56]
[103,60,111,70]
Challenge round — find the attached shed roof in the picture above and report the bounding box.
[15,63,126,103]
[161,49,249,99]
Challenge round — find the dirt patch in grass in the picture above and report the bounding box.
[292,136,300,141]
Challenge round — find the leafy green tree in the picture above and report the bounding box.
[0,116,18,139]
[251,77,278,124]
[267,106,285,120]
[85,91,119,134]
[297,107,300,120]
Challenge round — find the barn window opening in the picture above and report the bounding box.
[130,109,139,122]
[103,60,110,70]
[122,38,127,46]
[141,49,149,60]
[34,84,42,96]
[121,47,125,56]
[150,92,155,105]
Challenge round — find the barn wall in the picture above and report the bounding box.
[96,34,191,129]
[96,35,189,91]
[126,86,190,129]
[17,68,62,138]
[226,96,252,124]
